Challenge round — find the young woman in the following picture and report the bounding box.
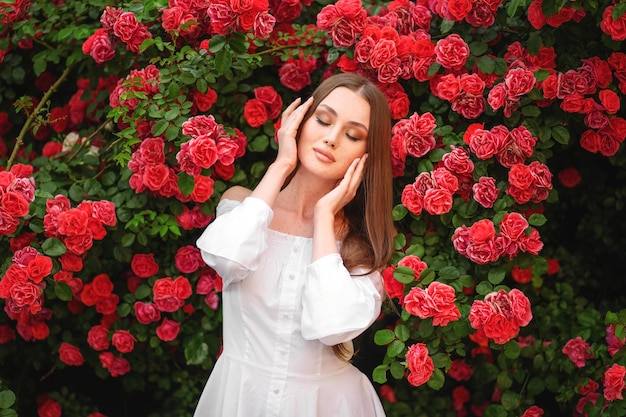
[193,72,396,417]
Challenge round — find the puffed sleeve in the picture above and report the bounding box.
[300,253,383,346]
[196,197,273,288]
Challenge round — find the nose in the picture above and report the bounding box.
[324,139,335,148]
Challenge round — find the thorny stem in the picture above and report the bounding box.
[6,62,77,170]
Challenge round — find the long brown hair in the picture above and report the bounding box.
[297,72,396,273]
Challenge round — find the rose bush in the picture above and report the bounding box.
[1,0,626,415]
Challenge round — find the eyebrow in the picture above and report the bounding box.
[318,104,369,132]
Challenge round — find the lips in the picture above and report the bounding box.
[313,147,335,162]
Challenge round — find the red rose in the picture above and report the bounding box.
[254,86,282,119]
[134,301,161,324]
[187,134,219,169]
[603,363,626,401]
[87,324,110,351]
[27,255,53,283]
[91,273,114,297]
[113,12,140,42]
[153,294,184,312]
[131,253,159,278]
[278,60,312,92]
[48,106,69,133]
[499,212,528,241]
[59,342,85,366]
[243,98,268,127]
[521,405,544,417]
[381,265,405,302]
[190,174,214,203]
[405,343,434,387]
[156,318,181,342]
[432,168,459,193]
[505,67,535,97]
[143,163,170,191]
[10,282,41,311]
[91,200,117,227]
[401,184,423,215]
[599,89,621,114]
[601,6,626,41]
[469,219,496,244]
[38,398,62,417]
[95,293,119,315]
[174,245,204,273]
[442,145,474,175]
[448,360,473,381]
[562,336,594,368]
[397,255,428,280]
[63,232,93,255]
[558,167,581,188]
[435,34,469,71]
[139,137,165,165]
[193,87,218,112]
[112,329,136,353]
[511,265,532,284]
[423,188,453,215]
[108,356,131,377]
[173,275,193,300]
[1,190,30,217]
[472,176,499,208]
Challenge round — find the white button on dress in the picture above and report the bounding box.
[193,197,386,417]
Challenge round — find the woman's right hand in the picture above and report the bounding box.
[274,97,314,172]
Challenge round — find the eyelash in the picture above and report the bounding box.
[315,118,360,141]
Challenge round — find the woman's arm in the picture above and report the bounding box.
[312,154,368,261]
[249,97,313,208]
[301,254,383,345]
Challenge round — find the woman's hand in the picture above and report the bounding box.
[274,97,313,172]
[315,154,368,217]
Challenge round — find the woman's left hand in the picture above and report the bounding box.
[315,154,368,216]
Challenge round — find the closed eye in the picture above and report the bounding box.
[316,117,330,126]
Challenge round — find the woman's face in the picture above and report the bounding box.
[297,87,370,181]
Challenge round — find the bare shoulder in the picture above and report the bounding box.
[220,186,252,202]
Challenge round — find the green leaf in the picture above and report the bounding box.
[551,126,570,145]
[439,266,460,280]
[42,238,67,256]
[178,172,195,197]
[117,303,131,317]
[184,333,209,365]
[209,35,227,53]
[387,340,405,357]
[153,119,169,137]
[476,281,494,295]
[501,390,520,410]
[488,268,506,285]
[504,340,521,359]
[54,282,73,301]
[427,368,445,390]
[69,184,84,201]
[389,361,406,380]
[477,56,496,74]
[135,284,152,299]
[483,404,507,417]
[528,213,547,226]
[372,365,389,384]
[0,409,18,417]
[374,329,395,346]
[168,82,181,100]
[395,324,410,342]
[393,266,415,284]
[0,390,16,409]
[392,204,408,221]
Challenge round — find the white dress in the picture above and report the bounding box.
[193,197,386,417]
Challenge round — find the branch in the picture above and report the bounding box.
[6,62,77,170]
